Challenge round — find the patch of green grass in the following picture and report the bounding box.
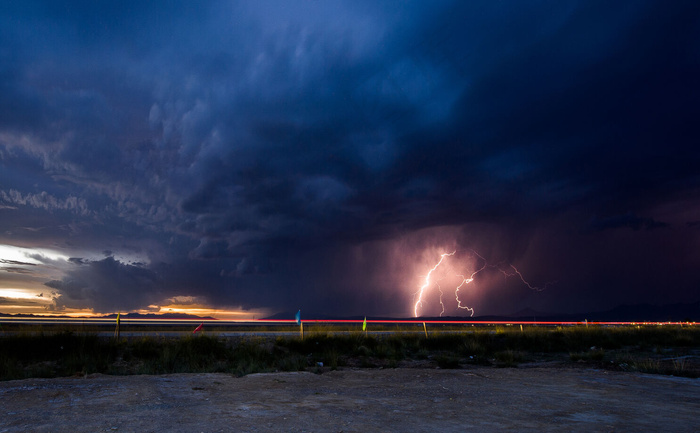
[630,359,661,374]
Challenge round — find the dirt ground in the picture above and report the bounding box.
[1,367,699,432]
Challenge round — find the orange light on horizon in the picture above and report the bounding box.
[0,298,273,320]
[136,303,273,321]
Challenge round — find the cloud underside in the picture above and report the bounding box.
[0,1,699,315]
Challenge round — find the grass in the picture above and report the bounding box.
[1,325,699,381]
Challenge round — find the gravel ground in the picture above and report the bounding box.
[1,367,699,432]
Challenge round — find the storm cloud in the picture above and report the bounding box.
[1,1,699,317]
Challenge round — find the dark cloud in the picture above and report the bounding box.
[1,267,34,274]
[0,297,46,306]
[589,214,670,232]
[1,259,36,266]
[1,1,699,316]
[45,257,163,313]
[67,258,87,265]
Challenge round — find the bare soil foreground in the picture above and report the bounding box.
[1,367,699,432]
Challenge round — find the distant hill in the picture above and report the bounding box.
[453,301,700,322]
[263,311,341,321]
[562,302,700,322]
[265,302,700,322]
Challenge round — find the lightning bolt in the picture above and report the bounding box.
[453,275,477,317]
[508,265,556,292]
[413,251,455,317]
[436,282,445,317]
[412,250,554,317]
[451,251,488,317]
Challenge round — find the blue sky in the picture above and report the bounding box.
[1,1,699,317]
